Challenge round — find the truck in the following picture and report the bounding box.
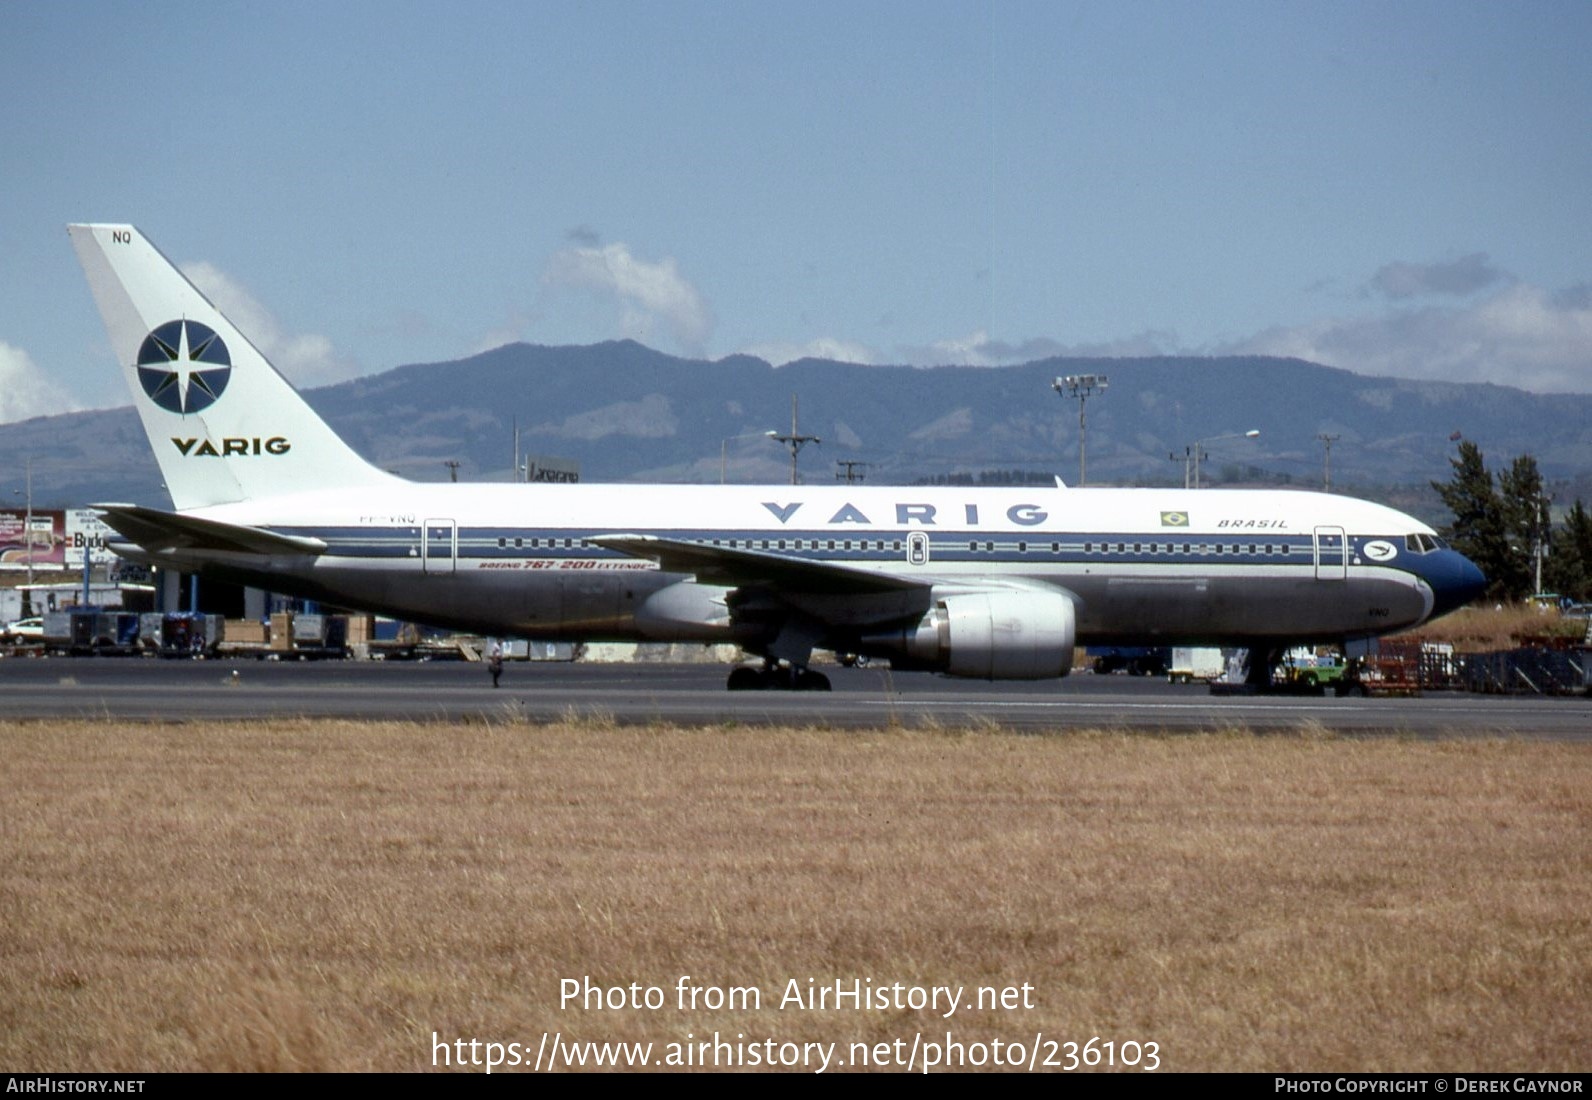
[1278,646,1347,691]
[1167,647,1225,684]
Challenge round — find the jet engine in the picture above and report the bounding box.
[861,589,1076,680]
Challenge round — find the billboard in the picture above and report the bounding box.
[66,509,115,568]
[523,455,580,483]
[0,509,65,569]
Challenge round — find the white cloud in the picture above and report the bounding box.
[181,262,362,387]
[1225,281,1592,394]
[1369,253,1503,300]
[740,337,879,366]
[542,242,713,355]
[0,342,80,423]
[898,329,1179,367]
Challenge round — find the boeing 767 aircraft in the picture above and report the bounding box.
[68,224,1485,690]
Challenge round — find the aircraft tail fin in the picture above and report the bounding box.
[68,224,399,510]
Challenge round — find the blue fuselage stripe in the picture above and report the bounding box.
[271,525,1400,570]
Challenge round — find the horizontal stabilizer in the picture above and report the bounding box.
[590,534,926,595]
[93,503,327,556]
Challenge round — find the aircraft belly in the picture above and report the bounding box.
[1073,571,1426,643]
[208,559,672,640]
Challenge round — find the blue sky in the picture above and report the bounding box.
[4,0,1592,423]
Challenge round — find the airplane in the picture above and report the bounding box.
[67,223,1487,691]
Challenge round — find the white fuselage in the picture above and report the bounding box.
[165,481,1456,648]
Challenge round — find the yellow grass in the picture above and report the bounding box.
[1414,602,1587,652]
[1,719,1587,1073]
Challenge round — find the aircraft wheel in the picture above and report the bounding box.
[793,669,832,692]
[727,666,766,691]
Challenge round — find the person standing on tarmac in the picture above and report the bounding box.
[488,639,505,688]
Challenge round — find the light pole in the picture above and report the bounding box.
[1052,374,1107,486]
[1173,429,1259,489]
[11,458,34,612]
[1533,493,1551,597]
[770,395,820,486]
[719,429,778,483]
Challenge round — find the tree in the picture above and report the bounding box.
[1498,454,1550,596]
[1431,441,1514,599]
[1546,499,1592,602]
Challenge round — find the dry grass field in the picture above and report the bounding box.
[1411,603,1588,652]
[1,717,1587,1073]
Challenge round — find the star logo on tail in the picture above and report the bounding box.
[136,320,232,414]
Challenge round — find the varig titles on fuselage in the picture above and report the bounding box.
[759,499,1289,531]
[761,500,1049,527]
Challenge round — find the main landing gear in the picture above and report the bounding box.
[726,660,832,692]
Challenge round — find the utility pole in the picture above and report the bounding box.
[770,395,820,486]
[1169,446,1196,490]
[1533,493,1551,596]
[1317,433,1341,492]
[1175,430,1260,489]
[1052,374,1107,486]
[444,460,461,483]
[19,458,33,616]
[835,460,868,484]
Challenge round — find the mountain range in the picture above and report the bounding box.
[5,342,1591,521]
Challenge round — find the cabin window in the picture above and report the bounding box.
[1018,541,1027,553]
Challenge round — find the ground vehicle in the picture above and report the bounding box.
[1278,647,1347,689]
[3,616,45,644]
[1167,646,1224,684]
[1090,646,1171,676]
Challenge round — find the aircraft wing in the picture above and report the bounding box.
[93,503,328,556]
[589,533,927,595]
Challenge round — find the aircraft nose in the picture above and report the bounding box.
[1427,550,1487,618]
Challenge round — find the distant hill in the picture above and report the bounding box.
[6,342,1591,523]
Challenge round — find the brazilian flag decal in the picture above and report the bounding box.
[1160,511,1190,527]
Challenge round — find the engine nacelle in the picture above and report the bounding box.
[865,589,1077,680]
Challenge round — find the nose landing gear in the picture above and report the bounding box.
[726,659,832,691]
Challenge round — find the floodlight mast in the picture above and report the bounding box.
[1052,374,1108,486]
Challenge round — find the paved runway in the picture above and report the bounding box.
[0,654,1586,737]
